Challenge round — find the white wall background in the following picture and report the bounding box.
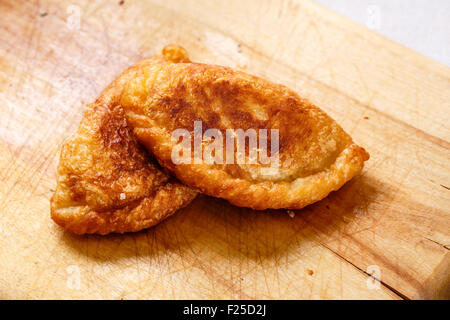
[315,0,450,66]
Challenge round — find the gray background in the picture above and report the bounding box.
[315,0,449,66]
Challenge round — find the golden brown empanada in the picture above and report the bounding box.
[97,44,369,210]
[50,103,197,235]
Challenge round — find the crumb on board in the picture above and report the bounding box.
[119,0,124,5]
[363,116,369,120]
[287,210,295,218]
[307,269,314,276]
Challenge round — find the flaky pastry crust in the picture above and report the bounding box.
[88,44,369,210]
[50,103,197,235]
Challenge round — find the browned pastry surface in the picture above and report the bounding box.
[50,103,197,235]
[90,44,369,210]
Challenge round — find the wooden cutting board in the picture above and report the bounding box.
[0,0,448,299]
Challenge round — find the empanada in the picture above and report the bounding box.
[98,44,369,210]
[50,103,197,235]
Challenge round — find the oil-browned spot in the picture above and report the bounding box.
[100,106,149,172]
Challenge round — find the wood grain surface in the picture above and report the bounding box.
[0,0,449,299]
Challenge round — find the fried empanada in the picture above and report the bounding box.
[50,103,197,235]
[98,44,369,210]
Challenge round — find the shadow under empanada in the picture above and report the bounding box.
[59,173,382,263]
